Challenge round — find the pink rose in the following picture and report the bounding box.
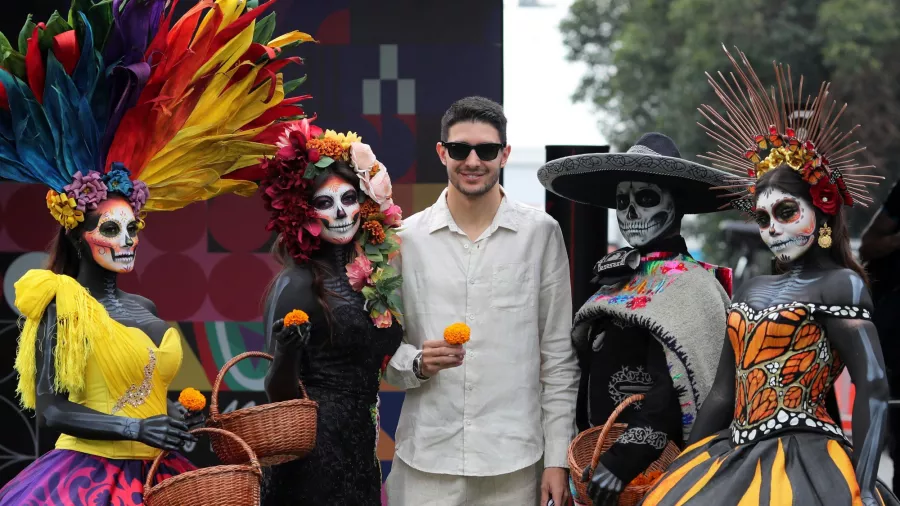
[346,253,373,291]
[350,142,377,172]
[351,142,394,210]
[383,204,403,228]
[372,310,393,328]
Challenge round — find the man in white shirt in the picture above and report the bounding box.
[384,96,580,506]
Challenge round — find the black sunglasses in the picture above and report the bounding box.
[441,141,505,161]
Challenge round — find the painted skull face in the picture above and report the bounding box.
[755,187,817,262]
[616,181,675,247]
[82,199,140,273]
[312,175,360,244]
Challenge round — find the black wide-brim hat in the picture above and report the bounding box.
[537,132,735,214]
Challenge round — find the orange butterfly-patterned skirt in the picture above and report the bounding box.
[639,429,898,506]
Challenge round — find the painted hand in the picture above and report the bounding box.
[272,318,312,350]
[586,462,623,506]
[132,415,197,451]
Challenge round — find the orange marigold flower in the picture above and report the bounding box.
[628,470,663,488]
[284,309,310,326]
[444,322,471,345]
[363,220,385,244]
[178,387,207,412]
[307,138,345,159]
[359,199,381,220]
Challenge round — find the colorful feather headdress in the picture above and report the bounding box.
[0,0,314,229]
[698,45,881,215]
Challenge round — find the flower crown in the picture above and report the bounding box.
[261,120,404,328]
[699,46,880,215]
[45,164,149,230]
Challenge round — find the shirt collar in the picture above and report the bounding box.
[428,186,520,235]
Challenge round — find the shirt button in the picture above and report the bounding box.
[463,244,469,249]
[468,352,475,359]
[465,419,472,426]
[466,384,473,391]
[468,278,475,285]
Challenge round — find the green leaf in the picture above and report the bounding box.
[366,250,384,263]
[0,33,25,79]
[283,75,308,95]
[40,12,73,52]
[314,156,334,168]
[247,0,260,8]
[302,163,326,180]
[376,274,403,294]
[372,301,388,314]
[19,15,35,54]
[387,294,404,313]
[252,12,277,45]
[361,286,376,299]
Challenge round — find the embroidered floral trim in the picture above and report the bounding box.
[111,348,156,414]
[615,427,668,450]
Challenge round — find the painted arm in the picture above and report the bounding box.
[821,276,887,506]
[686,328,736,445]
[35,304,195,450]
[263,268,316,402]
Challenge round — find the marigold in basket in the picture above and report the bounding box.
[284,309,310,326]
[179,387,207,412]
[444,322,471,345]
[628,469,663,488]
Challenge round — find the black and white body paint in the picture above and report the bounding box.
[754,188,817,262]
[312,175,361,245]
[82,199,140,273]
[616,181,675,247]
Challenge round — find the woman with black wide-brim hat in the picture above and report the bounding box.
[538,132,734,506]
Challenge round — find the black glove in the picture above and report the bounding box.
[272,318,312,350]
[168,399,206,430]
[125,415,197,451]
[585,462,624,506]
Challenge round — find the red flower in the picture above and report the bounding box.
[809,181,840,215]
[308,148,320,163]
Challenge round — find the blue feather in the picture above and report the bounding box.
[44,54,100,178]
[0,69,66,191]
[0,136,33,182]
[72,13,100,102]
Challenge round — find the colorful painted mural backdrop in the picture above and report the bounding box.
[0,0,502,486]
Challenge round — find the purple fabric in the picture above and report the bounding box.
[0,449,195,506]
[103,0,167,67]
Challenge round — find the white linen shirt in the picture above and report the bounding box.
[385,188,579,477]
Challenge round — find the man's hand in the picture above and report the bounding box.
[420,339,464,377]
[541,467,569,506]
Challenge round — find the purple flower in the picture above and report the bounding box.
[129,180,149,212]
[64,171,108,211]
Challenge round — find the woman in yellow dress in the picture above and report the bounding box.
[0,1,313,504]
[640,47,899,506]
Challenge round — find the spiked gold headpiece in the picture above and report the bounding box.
[699,46,881,214]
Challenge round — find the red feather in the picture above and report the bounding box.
[242,95,310,130]
[211,0,278,51]
[52,30,81,75]
[0,81,8,111]
[26,24,46,103]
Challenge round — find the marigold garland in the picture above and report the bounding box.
[284,309,310,326]
[306,137,344,159]
[444,322,471,345]
[359,200,381,220]
[363,220,386,244]
[178,387,207,412]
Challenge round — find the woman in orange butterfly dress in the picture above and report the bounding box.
[641,47,899,506]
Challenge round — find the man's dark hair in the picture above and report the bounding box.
[440,96,507,144]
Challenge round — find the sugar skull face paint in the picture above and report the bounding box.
[82,199,140,273]
[755,188,817,262]
[616,181,676,247]
[311,175,360,245]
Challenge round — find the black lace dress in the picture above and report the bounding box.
[261,243,403,505]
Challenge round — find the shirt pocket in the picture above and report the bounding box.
[490,263,533,311]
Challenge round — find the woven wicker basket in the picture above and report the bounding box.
[144,427,261,506]
[206,351,318,466]
[568,394,681,506]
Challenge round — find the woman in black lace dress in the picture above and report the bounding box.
[258,122,405,505]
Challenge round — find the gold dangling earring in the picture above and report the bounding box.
[818,223,833,249]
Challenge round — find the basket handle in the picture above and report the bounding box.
[589,393,646,471]
[143,427,261,497]
[209,351,310,418]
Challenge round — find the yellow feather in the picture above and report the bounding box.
[268,31,316,48]
[193,22,255,81]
